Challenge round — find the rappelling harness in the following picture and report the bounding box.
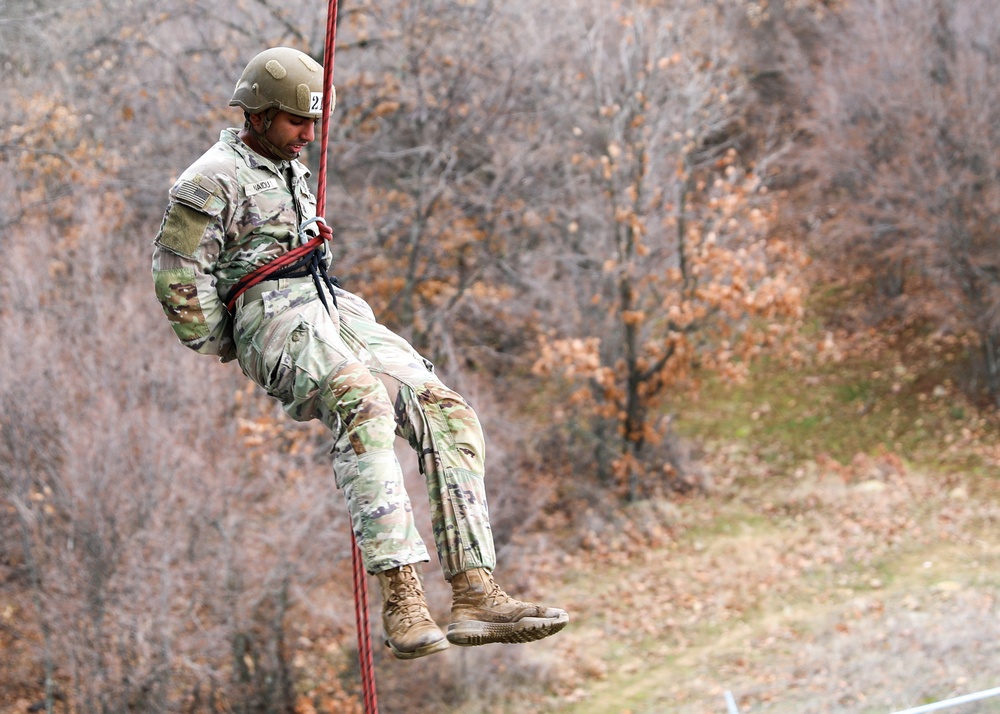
[224,216,340,315]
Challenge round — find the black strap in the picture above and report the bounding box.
[259,244,339,312]
[306,248,341,313]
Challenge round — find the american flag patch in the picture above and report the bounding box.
[174,180,213,209]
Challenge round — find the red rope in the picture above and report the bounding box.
[351,531,378,714]
[316,0,337,218]
[224,234,324,312]
[317,3,380,712]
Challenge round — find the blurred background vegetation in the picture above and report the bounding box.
[2,0,999,712]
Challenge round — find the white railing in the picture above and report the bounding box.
[723,686,1000,714]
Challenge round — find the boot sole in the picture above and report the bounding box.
[446,613,569,646]
[386,636,450,660]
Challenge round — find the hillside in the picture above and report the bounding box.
[399,334,1000,714]
[548,454,1000,713]
[263,332,1000,714]
[5,342,998,714]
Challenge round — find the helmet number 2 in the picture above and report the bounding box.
[310,92,324,114]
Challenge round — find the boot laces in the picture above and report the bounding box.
[483,572,518,608]
[387,569,431,625]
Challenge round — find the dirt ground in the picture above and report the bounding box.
[535,447,1000,714]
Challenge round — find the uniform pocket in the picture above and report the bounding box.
[262,318,309,399]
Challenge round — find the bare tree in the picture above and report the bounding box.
[800,0,1000,403]
[322,0,550,376]
[1,0,362,709]
[525,0,808,499]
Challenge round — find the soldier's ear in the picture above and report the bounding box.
[247,111,266,131]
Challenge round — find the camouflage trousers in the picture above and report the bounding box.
[233,277,496,578]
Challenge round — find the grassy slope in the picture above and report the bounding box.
[6,326,996,713]
[521,335,1000,714]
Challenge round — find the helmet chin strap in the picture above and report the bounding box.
[246,108,298,162]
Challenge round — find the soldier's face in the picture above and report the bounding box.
[264,111,316,158]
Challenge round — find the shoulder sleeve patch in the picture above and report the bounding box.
[170,173,226,217]
[156,203,211,258]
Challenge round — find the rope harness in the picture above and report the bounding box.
[226,2,381,709]
[225,216,341,314]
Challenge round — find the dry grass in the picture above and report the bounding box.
[299,336,1000,714]
[504,454,1000,714]
[508,419,1000,714]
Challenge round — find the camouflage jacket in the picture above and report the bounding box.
[151,128,326,360]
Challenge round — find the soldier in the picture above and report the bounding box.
[151,47,567,660]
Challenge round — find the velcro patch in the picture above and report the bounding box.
[156,203,211,258]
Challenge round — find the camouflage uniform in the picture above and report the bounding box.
[152,128,495,578]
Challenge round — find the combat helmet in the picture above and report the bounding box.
[230,47,334,120]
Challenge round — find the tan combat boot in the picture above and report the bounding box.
[447,568,569,646]
[375,564,449,660]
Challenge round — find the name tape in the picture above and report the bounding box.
[246,178,279,197]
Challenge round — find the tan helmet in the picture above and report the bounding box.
[229,47,334,119]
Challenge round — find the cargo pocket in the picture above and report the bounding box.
[415,384,484,473]
[264,320,309,400]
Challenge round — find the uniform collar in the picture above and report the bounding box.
[220,128,311,181]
